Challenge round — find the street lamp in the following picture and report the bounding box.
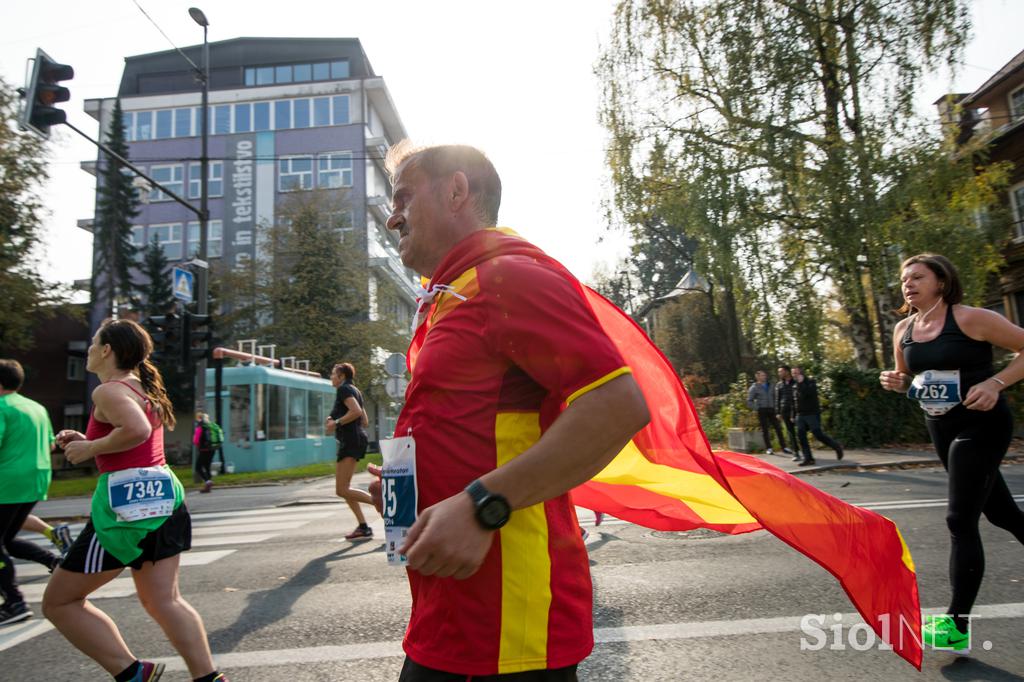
[189,7,210,415]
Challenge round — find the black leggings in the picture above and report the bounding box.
[757,408,786,450]
[0,502,59,605]
[926,402,1024,618]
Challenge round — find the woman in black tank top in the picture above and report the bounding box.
[880,254,1024,652]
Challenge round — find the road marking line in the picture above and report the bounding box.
[190,505,342,521]
[0,619,55,653]
[151,602,1024,671]
[191,522,309,536]
[20,577,137,602]
[194,512,334,527]
[15,549,238,579]
[192,533,278,547]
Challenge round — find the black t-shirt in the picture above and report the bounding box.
[330,381,365,443]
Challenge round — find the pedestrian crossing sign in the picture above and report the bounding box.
[173,266,194,303]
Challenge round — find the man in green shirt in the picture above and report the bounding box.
[0,359,59,626]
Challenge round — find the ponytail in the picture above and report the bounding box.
[138,359,176,429]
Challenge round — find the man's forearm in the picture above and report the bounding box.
[479,373,649,510]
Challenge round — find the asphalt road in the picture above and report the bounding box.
[3,464,1023,681]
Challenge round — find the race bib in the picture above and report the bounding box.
[908,369,962,416]
[107,467,175,523]
[380,435,417,566]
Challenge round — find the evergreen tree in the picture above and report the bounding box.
[92,99,140,316]
[0,77,76,351]
[140,234,174,317]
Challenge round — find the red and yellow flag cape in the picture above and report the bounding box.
[410,229,922,668]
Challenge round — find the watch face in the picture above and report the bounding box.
[480,496,511,529]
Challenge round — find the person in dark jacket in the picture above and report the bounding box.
[791,366,843,466]
[775,365,799,460]
[745,370,789,456]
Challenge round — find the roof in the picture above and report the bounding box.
[657,270,711,299]
[962,48,1024,107]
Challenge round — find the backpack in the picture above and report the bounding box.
[208,422,224,446]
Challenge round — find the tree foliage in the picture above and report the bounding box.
[599,0,1006,372]
[92,99,140,316]
[214,190,407,391]
[139,235,174,317]
[0,77,76,352]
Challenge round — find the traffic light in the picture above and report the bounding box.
[182,312,213,366]
[146,313,182,367]
[18,48,74,139]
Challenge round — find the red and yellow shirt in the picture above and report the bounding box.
[397,229,629,674]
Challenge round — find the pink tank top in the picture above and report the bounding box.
[85,380,166,473]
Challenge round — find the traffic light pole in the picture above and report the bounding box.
[195,22,210,420]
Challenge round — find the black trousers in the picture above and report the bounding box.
[795,414,841,458]
[756,408,786,451]
[926,402,1024,618]
[780,412,799,452]
[196,448,215,482]
[0,501,59,605]
[399,658,578,682]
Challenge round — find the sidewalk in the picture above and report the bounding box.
[740,445,1024,474]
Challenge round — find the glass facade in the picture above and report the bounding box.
[244,60,349,88]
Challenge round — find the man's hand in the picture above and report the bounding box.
[400,492,494,580]
[64,439,95,465]
[55,429,85,449]
[367,463,384,514]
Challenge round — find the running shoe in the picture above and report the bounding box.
[791,454,802,461]
[130,661,165,681]
[345,524,373,540]
[922,614,970,652]
[51,523,74,556]
[200,480,214,493]
[835,443,845,461]
[594,511,605,527]
[0,601,31,626]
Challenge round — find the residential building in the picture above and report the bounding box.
[81,37,416,443]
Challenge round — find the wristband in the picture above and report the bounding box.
[989,376,1006,387]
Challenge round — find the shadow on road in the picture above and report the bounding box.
[581,531,632,680]
[208,542,383,652]
[940,655,1024,681]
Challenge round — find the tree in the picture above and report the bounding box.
[92,99,140,316]
[599,0,1003,370]
[139,235,174,317]
[214,190,407,388]
[0,77,76,351]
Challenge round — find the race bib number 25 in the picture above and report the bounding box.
[379,435,417,566]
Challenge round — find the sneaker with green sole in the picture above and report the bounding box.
[922,614,970,652]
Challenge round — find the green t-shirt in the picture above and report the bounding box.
[0,392,55,503]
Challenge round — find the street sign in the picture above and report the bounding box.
[385,352,406,377]
[172,266,194,303]
[385,375,409,400]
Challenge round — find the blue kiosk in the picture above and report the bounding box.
[204,364,336,473]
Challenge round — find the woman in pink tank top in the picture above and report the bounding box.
[43,319,227,682]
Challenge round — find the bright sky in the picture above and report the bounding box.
[1,0,1021,292]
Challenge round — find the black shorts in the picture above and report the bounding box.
[60,504,192,574]
[336,432,368,461]
[399,658,578,682]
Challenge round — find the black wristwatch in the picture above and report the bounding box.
[465,479,511,530]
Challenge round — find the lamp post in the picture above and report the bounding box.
[189,7,209,415]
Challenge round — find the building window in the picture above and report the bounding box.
[244,67,255,86]
[275,100,291,130]
[136,111,152,140]
[174,107,192,137]
[294,63,312,82]
[1010,85,1024,121]
[187,220,223,258]
[66,356,86,381]
[256,66,274,85]
[122,111,134,141]
[279,156,313,191]
[275,65,292,84]
[332,96,349,124]
[130,226,146,248]
[1012,182,1024,239]
[331,60,349,79]
[254,102,271,131]
[156,110,172,139]
[150,223,183,261]
[313,62,330,80]
[235,103,251,132]
[214,105,231,135]
[313,97,330,126]
[293,98,311,128]
[318,152,353,188]
[188,161,224,199]
[149,165,184,202]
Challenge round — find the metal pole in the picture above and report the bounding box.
[195,24,210,415]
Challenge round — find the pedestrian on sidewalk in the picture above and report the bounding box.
[0,359,62,626]
[193,413,222,493]
[792,366,844,466]
[43,319,227,682]
[775,365,800,460]
[326,362,374,541]
[880,253,1024,652]
[746,369,790,456]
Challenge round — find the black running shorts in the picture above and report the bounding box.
[336,432,368,462]
[60,504,192,574]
